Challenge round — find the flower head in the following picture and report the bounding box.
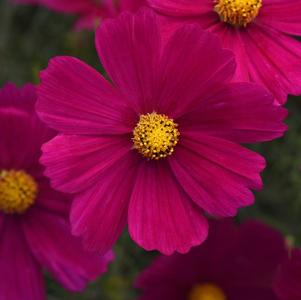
[136,220,288,300]
[148,0,301,104]
[37,9,287,255]
[0,83,112,300]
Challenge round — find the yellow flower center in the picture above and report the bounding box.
[133,112,179,160]
[189,283,227,300]
[0,170,38,214]
[214,0,262,27]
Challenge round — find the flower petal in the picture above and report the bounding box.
[120,0,147,11]
[22,209,112,291]
[156,24,235,118]
[37,56,134,135]
[259,1,301,35]
[229,288,278,300]
[178,82,287,143]
[148,0,213,16]
[274,249,301,300]
[169,133,265,217]
[0,84,54,170]
[242,24,301,104]
[41,134,132,193]
[70,152,138,253]
[213,26,250,81]
[35,181,71,217]
[96,9,161,113]
[128,160,208,255]
[0,219,44,300]
[23,209,112,291]
[0,83,36,113]
[0,213,3,233]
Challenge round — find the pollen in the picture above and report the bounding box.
[133,112,179,160]
[189,283,227,300]
[0,170,38,214]
[214,0,262,27]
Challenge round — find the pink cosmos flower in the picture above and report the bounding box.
[37,9,287,255]
[147,0,301,105]
[136,220,288,300]
[0,83,112,300]
[15,0,146,30]
[274,248,301,300]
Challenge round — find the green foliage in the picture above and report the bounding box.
[1,0,301,298]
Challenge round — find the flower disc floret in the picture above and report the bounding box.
[0,170,38,214]
[133,112,180,160]
[189,283,227,300]
[214,0,262,27]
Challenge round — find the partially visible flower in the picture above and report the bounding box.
[37,9,287,255]
[274,248,301,300]
[137,220,288,300]
[14,0,146,30]
[0,83,112,300]
[147,0,301,105]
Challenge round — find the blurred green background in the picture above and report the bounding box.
[1,0,301,299]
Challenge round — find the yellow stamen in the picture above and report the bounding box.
[189,283,227,300]
[214,0,262,27]
[0,170,38,214]
[133,112,179,160]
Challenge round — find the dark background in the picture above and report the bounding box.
[1,0,301,299]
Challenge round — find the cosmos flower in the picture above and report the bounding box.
[0,83,112,300]
[14,0,146,30]
[37,9,286,255]
[136,220,288,300]
[147,0,301,105]
[274,248,301,300]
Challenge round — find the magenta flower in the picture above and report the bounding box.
[137,220,288,300]
[148,0,301,105]
[274,248,301,300]
[0,83,112,300]
[15,0,146,30]
[37,9,287,255]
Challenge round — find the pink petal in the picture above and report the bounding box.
[95,9,161,114]
[70,152,139,253]
[0,218,45,300]
[230,289,278,300]
[219,220,287,288]
[37,56,134,135]
[0,213,3,232]
[128,160,208,255]
[214,25,250,82]
[258,1,301,35]
[35,181,71,217]
[41,134,132,193]
[0,82,36,113]
[155,24,235,118]
[242,24,301,104]
[169,133,265,217]
[121,0,147,11]
[22,209,113,291]
[178,82,287,143]
[148,0,213,16]
[274,249,301,300]
[0,84,54,170]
